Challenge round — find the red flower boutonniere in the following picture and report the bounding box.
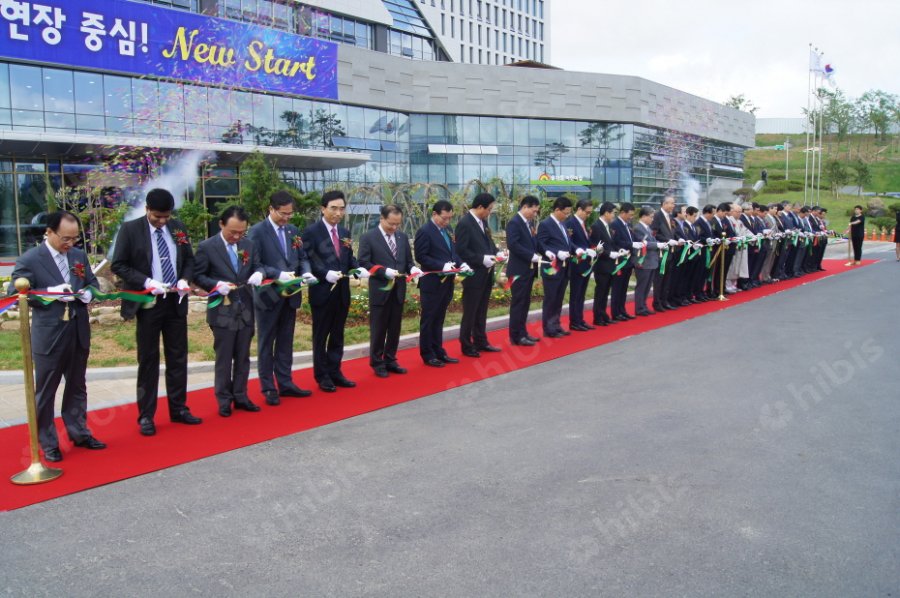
[173,230,190,246]
[340,237,352,249]
[238,249,250,265]
[291,235,303,250]
[71,262,86,279]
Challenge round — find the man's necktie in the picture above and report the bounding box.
[441,228,452,249]
[156,228,177,286]
[330,226,341,258]
[54,251,70,284]
[277,226,288,258]
[387,234,397,258]
[228,244,239,271]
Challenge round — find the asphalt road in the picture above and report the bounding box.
[1,259,898,597]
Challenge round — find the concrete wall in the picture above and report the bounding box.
[336,45,756,147]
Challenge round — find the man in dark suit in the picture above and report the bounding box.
[247,191,316,406]
[566,199,597,331]
[414,200,465,368]
[632,206,667,316]
[504,195,542,346]
[589,201,625,326]
[193,206,266,416]
[301,190,368,393]
[455,193,501,357]
[693,204,716,301]
[650,194,677,312]
[358,205,422,377]
[537,196,573,338]
[9,211,106,462]
[710,202,736,297]
[111,188,201,436]
[609,202,637,321]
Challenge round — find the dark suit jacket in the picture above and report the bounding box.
[357,227,413,306]
[565,215,593,277]
[505,213,537,278]
[111,216,195,320]
[246,219,310,311]
[10,243,98,355]
[455,211,498,285]
[414,221,460,294]
[589,219,616,275]
[536,216,572,278]
[651,210,675,243]
[694,216,713,243]
[609,217,635,252]
[193,235,264,330]
[301,219,358,308]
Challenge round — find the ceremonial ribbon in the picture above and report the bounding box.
[658,247,669,275]
[612,258,629,275]
[503,275,521,290]
[677,244,690,266]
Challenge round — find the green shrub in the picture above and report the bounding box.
[761,179,804,194]
[869,216,896,231]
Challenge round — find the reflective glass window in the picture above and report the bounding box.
[0,64,8,109]
[10,65,43,111]
[184,85,208,124]
[479,117,496,145]
[41,68,74,114]
[159,82,185,124]
[133,79,159,122]
[103,75,133,117]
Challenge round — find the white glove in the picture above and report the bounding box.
[495,251,507,261]
[385,268,398,280]
[48,283,75,302]
[609,250,620,259]
[586,248,597,259]
[144,278,168,296]
[677,239,686,246]
[176,279,190,293]
[632,241,643,249]
[248,271,263,286]
[356,268,370,280]
[215,282,232,296]
[78,288,92,304]
[482,255,496,268]
[575,248,586,257]
[596,242,604,251]
[706,238,715,245]
[410,266,424,277]
[442,261,455,272]
[531,253,541,263]
[557,250,570,261]
[301,272,317,283]
[545,250,555,260]
[325,270,342,284]
[278,271,294,283]
[459,262,473,273]
[763,228,772,235]
[667,239,678,247]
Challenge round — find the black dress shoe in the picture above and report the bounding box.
[614,315,629,322]
[333,375,356,388]
[637,310,656,316]
[318,380,337,392]
[218,405,232,417]
[545,331,565,338]
[652,304,666,312]
[374,368,389,378]
[477,345,501,353]
[234,400,261,412]
[624,313,636,320]
[559,330,572,336]
[74,436,107,450]
[461,348,481,358]
[424,358,445,368]
[593,321,608,327]
[170,410,202,425]
[264,392,281,406]
[279,385,312,398]
[679,299,692,306]
[439,355,460,364]
[139,417,156,436]
[570,323,589,331]
[512,337,536,346]
[386,364,408,374]
[43,447,62,462]
[525,335,541,342]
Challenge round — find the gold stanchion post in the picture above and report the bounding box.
[10,277,63,485]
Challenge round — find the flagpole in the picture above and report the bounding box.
[804,43,813,206]
[817,84,825,206]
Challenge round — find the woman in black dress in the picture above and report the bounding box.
[846,205,865,266]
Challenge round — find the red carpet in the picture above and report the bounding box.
[0,259,873,510]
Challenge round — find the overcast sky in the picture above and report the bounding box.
[549,0,900,118]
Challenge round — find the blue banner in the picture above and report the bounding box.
[0,0,338,100]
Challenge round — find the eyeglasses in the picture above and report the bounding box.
[51,231,79,243]
[274,210,294,217]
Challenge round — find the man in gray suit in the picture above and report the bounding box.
[631,206,667,316]
[193,206,266,417]
[9,211,106,462]
[357,205,422,377]
[247,191,317,405]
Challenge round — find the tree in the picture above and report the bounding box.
[855,90,898,141]
[824,160,850,198]
[309,108,346,148]
[821,88,853,142]
[276,110,310,148]
[724,94,759,115]
[237,150,285,222]
[852,160,872,196]
[579,122,625,167]
[533,142,569,176]
[174,197,212,248]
